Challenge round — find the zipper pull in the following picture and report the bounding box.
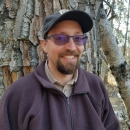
[67,97,70,105]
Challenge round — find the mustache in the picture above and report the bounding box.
[59,50,80,56]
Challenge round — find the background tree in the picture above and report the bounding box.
[0,0,130,129]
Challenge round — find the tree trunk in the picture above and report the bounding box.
[0,0,129,129]
[0,0,102,92]
[99,7,130,127]
[123,0,130,56]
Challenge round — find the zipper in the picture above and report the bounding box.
[67,97,73,130]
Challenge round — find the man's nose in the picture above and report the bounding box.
[65,38,76,50]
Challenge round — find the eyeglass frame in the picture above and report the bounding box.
[44,34,88,46]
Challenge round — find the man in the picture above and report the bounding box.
[0,9,120,130]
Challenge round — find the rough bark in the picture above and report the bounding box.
[99,8,130,127]
[0,0,129,129]
[123,0,130,56]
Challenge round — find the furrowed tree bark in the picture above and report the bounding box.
[0,0,129,129]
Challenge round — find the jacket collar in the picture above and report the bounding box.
[34,61,90,95]
[72,69,90,95]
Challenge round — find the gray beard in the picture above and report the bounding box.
[57,59,79,74]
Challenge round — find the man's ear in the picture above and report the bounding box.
[40,39,48,53]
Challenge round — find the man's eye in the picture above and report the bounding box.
[75,37,81,41]
[57,36,66,41]
[58,37,64,40]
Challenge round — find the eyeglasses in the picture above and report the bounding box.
[45,34,88,46]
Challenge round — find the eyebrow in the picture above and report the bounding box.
[56,32,83,35]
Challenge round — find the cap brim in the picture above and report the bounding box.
[49,10,93,34]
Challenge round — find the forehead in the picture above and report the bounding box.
[48,20,83,34]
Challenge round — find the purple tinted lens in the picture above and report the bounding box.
[53,34,68,45]
[73,35,87,45]
[52,34,87,45]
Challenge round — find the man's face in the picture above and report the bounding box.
[41,20,84,75]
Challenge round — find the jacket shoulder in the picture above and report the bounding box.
[6,72,40,93]
[0,72,43,114]
[81,69,105,90]
[81,69,108,106]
